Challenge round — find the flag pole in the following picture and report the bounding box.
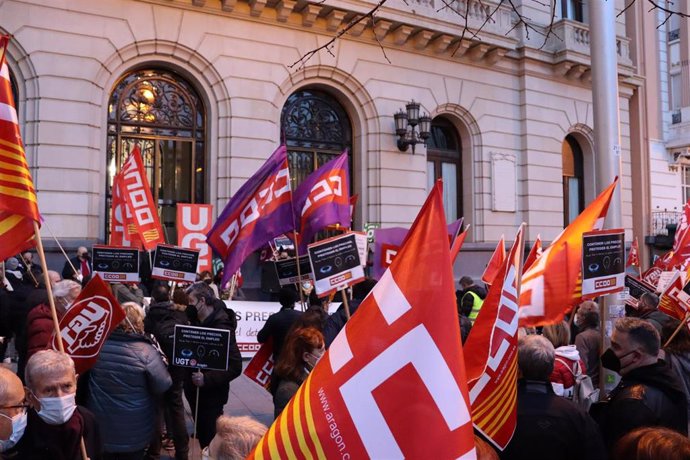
[42,219,79,278]
[663,311,690,348]
[18,253,39,287]
[339,289,351,319]
[33,222,64,353]
[292,236,306,311]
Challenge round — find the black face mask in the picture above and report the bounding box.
[186,304,199,321]
[625,305,639,318]
[203,278,212,285]
[600,348,621,373]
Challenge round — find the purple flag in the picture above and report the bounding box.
[206,145,294,285]
[293,151,350,252]
[372,218,463,280]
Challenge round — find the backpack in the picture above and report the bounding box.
[555,357,599,411]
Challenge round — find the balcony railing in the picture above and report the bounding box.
[672,110,682,124]
[669,29,680,42]
[650,209,682,236]
[546,19,633,67]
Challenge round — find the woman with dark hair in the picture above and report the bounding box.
[613,426,690,460]
[273,327,324,418]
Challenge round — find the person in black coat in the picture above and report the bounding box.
[61,247,91,282]
[144,285,190,460]
[500,335,606,460]
[257,287,301,360]
[183,282,242,449]
[592,317,688,450]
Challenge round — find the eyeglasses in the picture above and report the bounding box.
[0,403,29,417]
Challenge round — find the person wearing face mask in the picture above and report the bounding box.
[183,282,242,450]
[15,349,101,460]
[0,367,27,457]
[272,327,325,419]
[573,300,601,389]
[62,247,91,283]
[198,271,219,298]
[592,317,688,451]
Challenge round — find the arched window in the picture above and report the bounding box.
[427,117,462,221]
[281,89,353,191]
[562,134,584,226]
[106,69,205,243]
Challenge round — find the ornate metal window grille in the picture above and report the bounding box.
[9,68,18,112]
[281,89,353,189]
[105,69,206,243]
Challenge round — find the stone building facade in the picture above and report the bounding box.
[2,0,649,280]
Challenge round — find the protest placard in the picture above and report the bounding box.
[581,229,625,297]
[624,275,656,300]
[172,325,230,371]
[308,233,365,296]
[151,244,200,282]
[92,245,140,283]
[274,255,312,286]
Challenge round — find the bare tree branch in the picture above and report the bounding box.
[288,0,389,69]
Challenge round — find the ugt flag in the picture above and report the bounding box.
[207,145,293,286]
[465,224,525,450]
[250,181,476,459]
[293,150,350,251]
[51,274,126,374]
[519,178,617,326]
[0,35,41,260]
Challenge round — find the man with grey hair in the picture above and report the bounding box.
[594,317,687,449]
[501,335,606,460]
[14,350,101,459]
[204,415,267,460]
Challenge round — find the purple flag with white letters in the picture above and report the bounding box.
[372,218,463,280]
[206,145,294,285]
[293,151,350,252]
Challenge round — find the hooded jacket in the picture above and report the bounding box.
[593,359,688,449]
[550,345,587,399]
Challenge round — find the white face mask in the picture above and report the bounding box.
[0,411,27,452]
[36,393,77,425]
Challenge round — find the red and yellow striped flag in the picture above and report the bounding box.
[0,35,40,260]
[464,223,525,450]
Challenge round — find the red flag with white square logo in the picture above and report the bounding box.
[249,181,476,459]
[51,274,126,374]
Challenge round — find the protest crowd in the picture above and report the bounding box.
[3,34,690,460]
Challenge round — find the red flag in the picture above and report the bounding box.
[119,146,165,250]
[658,272,688,321]
[465,224,525,450]
[519,178,618,327]
[626,237,640,268]
[482,236,506,285]
[177,203,214,273]
[250,181,476,459]
[51,275,126,374]
[523,235,542,272]
[109,173,143,249]
[243,339,274,391]
[0,35,40,260]
[450,225,469,263]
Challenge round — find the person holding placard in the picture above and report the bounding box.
[183,283,242,449]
